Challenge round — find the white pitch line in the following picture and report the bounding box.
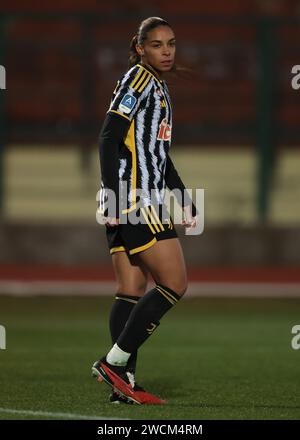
[0,407,130,420]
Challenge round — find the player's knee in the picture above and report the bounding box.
[118,280,147,297]
[174,280,188,297]
[155,277,188,297]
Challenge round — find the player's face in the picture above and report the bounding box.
[137,26,176,73]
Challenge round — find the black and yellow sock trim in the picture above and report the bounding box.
[115,293,140,305]
[155,284,181,305]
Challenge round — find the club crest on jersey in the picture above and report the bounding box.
[156,88,163,97]
[157,118,172,141]
[118,94,137,114]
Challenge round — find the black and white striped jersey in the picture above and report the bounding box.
[101,62,173,213]
[98,62,196,219]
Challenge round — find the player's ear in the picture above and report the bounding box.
[136,44,144,57]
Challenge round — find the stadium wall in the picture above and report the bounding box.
[1,223,300,266]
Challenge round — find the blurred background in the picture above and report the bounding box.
[1,0,300,422]
[0,0,300,295]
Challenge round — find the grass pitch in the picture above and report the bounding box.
[0,295,300,420]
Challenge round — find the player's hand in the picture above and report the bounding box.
[96,206,119,226]
[181,205,197,229]
[103,217,120,227]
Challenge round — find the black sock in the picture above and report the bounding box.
[109,293,139,373]
[116,284,181,353]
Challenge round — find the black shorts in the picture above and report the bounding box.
[105,204,178,255]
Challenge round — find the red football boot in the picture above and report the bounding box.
[92,357,141,404]
[92,357,167,405]
[132,383,167,405]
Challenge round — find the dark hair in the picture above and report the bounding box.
[128,17,171,69]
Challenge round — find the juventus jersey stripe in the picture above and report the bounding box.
[103,63,173,213]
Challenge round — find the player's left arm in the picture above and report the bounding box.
[164,154,198,226]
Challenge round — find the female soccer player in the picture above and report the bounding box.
[92,17,197,405]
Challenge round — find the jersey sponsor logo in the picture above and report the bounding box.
[118,94,137,114]
[157,118,172,141]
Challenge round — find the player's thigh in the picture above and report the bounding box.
[135,238,188,296]
[112,251,149,297]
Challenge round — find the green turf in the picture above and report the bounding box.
[0,296,300,420]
